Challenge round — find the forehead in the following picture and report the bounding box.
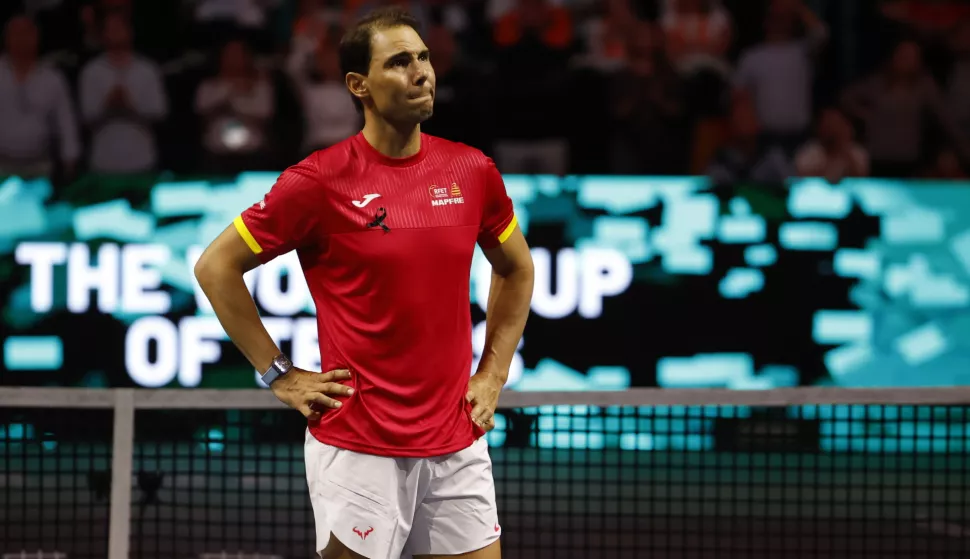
[369,25,427,61]
[104,15,129,30]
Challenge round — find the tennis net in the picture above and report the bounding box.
[1,387,968,558]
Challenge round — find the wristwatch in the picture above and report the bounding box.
[260,354,293,386]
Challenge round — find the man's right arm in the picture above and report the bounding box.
[197,161,323,365]
[194,160,353,419]
[194,223,278,374]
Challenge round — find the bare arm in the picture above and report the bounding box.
[194,223,278,372]
[476,226,534,385]
[466,225,534,428]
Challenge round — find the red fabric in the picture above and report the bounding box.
[239,133,514,456]
[896,1,970,26]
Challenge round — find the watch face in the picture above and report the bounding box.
[274,355,292,373]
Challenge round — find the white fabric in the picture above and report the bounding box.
[79,54,168,173]
[794,141,869,179]
[305,431,500,559]
[193,0,280,28]
[0,57,80,164]
[195,78,274,154]
[300,82,359,150]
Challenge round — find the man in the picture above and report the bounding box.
[0,15,80,179]
[194,7,535,559]
[79,12,168,174]
[707,94,793,187]
[733,0,827,152]
[794,107,869,182]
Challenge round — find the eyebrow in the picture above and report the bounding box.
[383,49,430,66]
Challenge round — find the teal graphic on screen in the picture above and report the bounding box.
[2,174,970,396]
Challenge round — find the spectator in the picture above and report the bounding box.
[491,0,574,173]
[189,0,281,52]
[794,108,869,182]
[342,0,432,34]
[880,0,970,35]
[289,0,343,75]
[286,0,340,94]
[922,148,967,180]
[574,0,637,72]
[77,0,184,63]
[79,0,133,56]
[733,0,827,151]
[947,22,970,145]
[10,0,85,55]
[0,15,80,180]
[195,40,275,175]
[287,37,358,154]
[492,0,572,53]
[610,22,686,174]
[708,94,793,186]
[842,40,970,178]
[79,13,168,175]
[661,0,732,116]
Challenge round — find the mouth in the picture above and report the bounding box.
[408,91,433,102]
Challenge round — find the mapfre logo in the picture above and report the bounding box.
[429,183,464,207]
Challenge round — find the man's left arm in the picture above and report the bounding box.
[468,226,534,426]
[467,160,535,430]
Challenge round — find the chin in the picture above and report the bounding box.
[417,106,434,122]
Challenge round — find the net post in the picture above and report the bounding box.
[108,389,135,559]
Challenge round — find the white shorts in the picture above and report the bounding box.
[304,430,501,559]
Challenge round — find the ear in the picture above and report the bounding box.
[345,72,369,104]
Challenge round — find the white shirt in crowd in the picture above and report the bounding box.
[286,49,359,151]
[195,77,274,155]
[794,141,869,179]
[0,56,80,168]
[300,82,359,150]
[192,0,280,28]
[734,26,828,135]
[79,54,168,174]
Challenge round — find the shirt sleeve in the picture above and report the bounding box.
[477,158,517,249]
[234,158,324,263]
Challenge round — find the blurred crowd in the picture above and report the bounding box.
[1,0,969,185]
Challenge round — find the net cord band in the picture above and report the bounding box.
[1,387,969,409]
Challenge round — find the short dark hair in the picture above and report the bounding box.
[339,6,421,113]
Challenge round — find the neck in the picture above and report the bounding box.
[361,115,422,158]
[9,56,35,78]
[107,49,131,66]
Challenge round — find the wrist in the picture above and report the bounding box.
[475,367,508,388]
[260,353,292,386]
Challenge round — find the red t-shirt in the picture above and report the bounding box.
[234,132,517,457]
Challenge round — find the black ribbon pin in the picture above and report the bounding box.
[367,207,390,233]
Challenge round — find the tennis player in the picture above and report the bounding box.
[194,7,535,559]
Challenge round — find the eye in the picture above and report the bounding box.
[392,58,409,68]
[418,52,430,62]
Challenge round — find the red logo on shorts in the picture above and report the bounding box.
[494,524,501,532]
[353,526,374,540]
